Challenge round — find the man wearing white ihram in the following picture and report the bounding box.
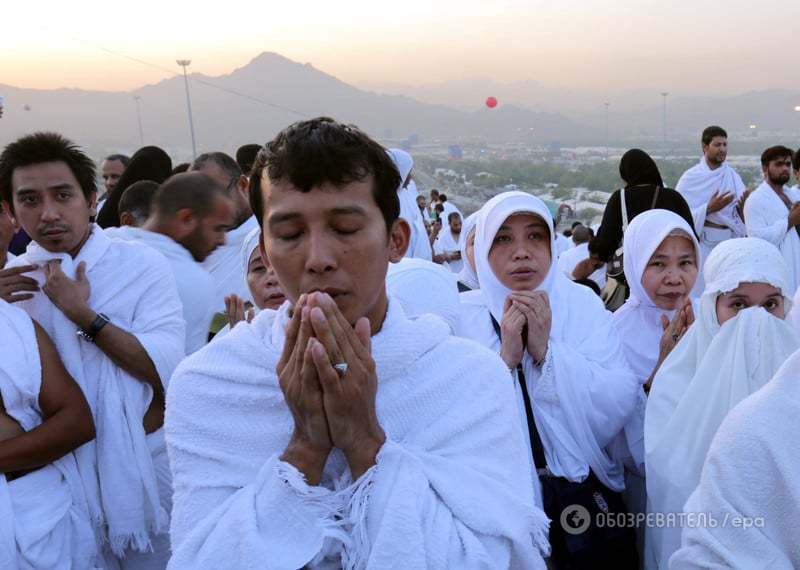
[675,125,747,290]
[0,132,186,569]
[744,145,800,295]
[166,118,550,569]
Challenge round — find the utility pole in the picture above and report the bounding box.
[661,92,669,157]
[133,96,144,146]
[604,101,610,161]
[176,59,198,159]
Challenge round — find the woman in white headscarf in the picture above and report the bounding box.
[644,237,800,569]
[217,228,286,339]
[457,191,640,568]
[456,212,480,292]
[608,209,700,566]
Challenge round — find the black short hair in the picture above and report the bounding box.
[248,117,400,233]
[701,126,727,146]
[105,153,131,167]
[439,193,448,202]
[447,211,461,223]
[761,145,793,167]
[434,203,444,213]
[118,180,159,223]
[171,162,190,176]
[236,144,262,176]
[792,148,800,172]
[192,152,242,186]
[152,172,227,220]
[0,132,96,213]
[571,221,583,229]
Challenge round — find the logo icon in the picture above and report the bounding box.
[560,504,591,535]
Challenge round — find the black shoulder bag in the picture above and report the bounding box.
[490,315,637,569]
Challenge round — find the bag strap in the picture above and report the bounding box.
[620,188,629,233]
[490,314,548,473]
[650,185,661,209]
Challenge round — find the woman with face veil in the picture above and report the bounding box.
[644,237,800,568]
[457,191,640,568]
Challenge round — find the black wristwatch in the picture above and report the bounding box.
[76,313,110,343]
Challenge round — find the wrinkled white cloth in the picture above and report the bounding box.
[456,213,479,291]
[202,215,259,310]
[675,157,746,239]
[0,300,97,570]
[433,226,463,274]
[744,181,800,295]
[669,348,800,569]
[106,227,215,354]
[610,210,700,476]
[388,149,432,261]
[644,237,799,569]
[554,234,571,258]
[7,226,185,557]
[556,242,605,290]
[386,257,461,333]
[166,298,550,569]
[457,191,639,497]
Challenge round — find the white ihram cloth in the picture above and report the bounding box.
[165,298,550,569]
[669,348,800,569]
[105,226,215,354]
[554,234,571,258]
[456,213,479,290]
[644,237,799,569]
[609,210,700,476]
[7,226,185,556]
[388,149,433,261]
[202,215,259,310]
[744,181,800,295]
[386,257,460,333]
[556,242,606,290]
[433,226,463,274]
[0,301,96,569]
[456,191,640,501]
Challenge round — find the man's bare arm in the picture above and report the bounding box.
[0,321,95,473]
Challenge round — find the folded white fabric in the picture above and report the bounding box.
[166,298,550,569]
[0,300,96,569]
[645,237,799,568]
[7,226,185,555]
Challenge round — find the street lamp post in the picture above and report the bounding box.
[133,96,144,146]
[660,92,669,157]
[604,101,610,161]
[176,59,198,160]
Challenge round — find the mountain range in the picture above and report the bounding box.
[1,52,798,157]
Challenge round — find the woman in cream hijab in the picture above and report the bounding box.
[456,212,479,292]
[457,191,640,568]
[645,237,799,568]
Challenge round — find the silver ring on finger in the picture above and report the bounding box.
[333,362,348,377]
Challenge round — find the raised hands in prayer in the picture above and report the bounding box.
[644,296,694,393]
[278,292,384,483]
[223,294,255,329]
[571,255,604,281]
[788,202,800,229]
[706,190,734,215]
[736,187,753,219]
[499,291,551,367]
[0,264,39,303]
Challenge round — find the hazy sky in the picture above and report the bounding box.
[3,0,797,95]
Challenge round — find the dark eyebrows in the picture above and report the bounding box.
[268,205,367,227]
[330,206,367,217]
[15,182,75,194]
[267,212,301,227]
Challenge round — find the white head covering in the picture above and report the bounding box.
[240,227,262,294]
[645,237,799,568]
[456,212,480,290]
[469,191,637,491]
[386,257,460,333]
[613,209,700,383]
[387,148,413,185]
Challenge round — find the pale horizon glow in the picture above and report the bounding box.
[2,0,798,96]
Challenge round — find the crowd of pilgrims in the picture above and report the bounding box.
[1,118,799,569]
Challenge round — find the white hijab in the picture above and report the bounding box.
[386,257,460,333]
[645,237,800,568]
[470,191,637,491]
[613,209,700,383]
[240,227,262,294]
[456,212,480,290]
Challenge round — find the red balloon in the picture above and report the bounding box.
[485,96,498,109]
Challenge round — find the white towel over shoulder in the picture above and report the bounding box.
[166,299,550,569]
